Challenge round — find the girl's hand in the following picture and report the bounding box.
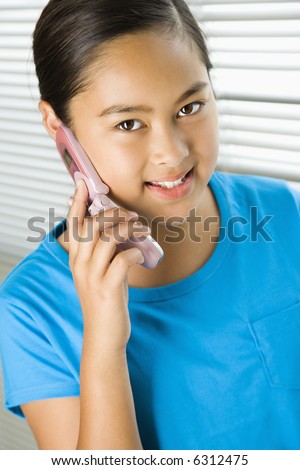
[67,179,150,353]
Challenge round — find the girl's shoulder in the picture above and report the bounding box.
[213,170,300,213]
[0,219,72,330]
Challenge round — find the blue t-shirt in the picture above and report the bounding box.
[0,171,300,450]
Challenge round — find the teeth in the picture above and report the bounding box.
[151,176,185,189]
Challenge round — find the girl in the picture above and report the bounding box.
[0,0,300,450]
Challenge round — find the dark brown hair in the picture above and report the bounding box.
[33,0,213,126]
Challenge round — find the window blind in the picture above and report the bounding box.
[0,0,73,282]
[188,0,300,184]
[0,1,53,450]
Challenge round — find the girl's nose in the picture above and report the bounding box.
[149,124,189,167]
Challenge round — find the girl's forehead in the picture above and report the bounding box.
[100,30,200,65]
[86,31,207,90]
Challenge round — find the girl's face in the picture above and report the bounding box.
[69,30,219,225]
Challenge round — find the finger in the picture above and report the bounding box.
[95,207,139,232]
[106,247,145,288]
[100,220,150,245]
[89,220,150,276]
[67,179,89,264]
[74,209,140,264]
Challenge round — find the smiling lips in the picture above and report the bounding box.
[145,168,194,200]
[146,167,193,188]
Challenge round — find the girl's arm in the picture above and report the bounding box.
[77,343,142,449]
[22,180,145,450]
[22,344,142,449]
[71,179,145,449]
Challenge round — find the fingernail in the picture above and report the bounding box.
[68,197,74,206]
[128,211,139,217]
[76,179,83,190]
[133,221,143,228]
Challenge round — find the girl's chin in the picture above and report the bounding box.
[143,202,201,227]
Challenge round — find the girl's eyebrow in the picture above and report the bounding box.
[98,80,209,117]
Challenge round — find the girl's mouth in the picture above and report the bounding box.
[145,168,194,200]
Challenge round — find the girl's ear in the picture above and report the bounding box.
[38,101,62,140]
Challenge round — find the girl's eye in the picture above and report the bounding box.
[116,120,143,132]
[178,102,204,117]
[116,101,205,132]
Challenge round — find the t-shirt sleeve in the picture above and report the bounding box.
[290,186,300,213]
[0,297,79,418]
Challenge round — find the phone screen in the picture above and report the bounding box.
[63,149,73,169]
[62,148,81,180]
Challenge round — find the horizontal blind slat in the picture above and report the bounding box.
[217,100,300,120]
[0,86,39,98]
[219,143,300,165]
[211,52,300,70]
[0,154,68,174]
[220,130,300,153]
[0,24,37,35]
[189,1,300,4]
[201,20,300,36]
[192,3,300,21]
[0,168,72,187]
[212,69,300,103]
[0,121,53,136]
[0,1,47,8]
[0,10,43,22]
[0,109,41,122]
[219,115,300,136]
[0,50,32,62]
[0,97,38,110]
[216,160,300,181]
[208,36,300,52]
[0,36,32,48]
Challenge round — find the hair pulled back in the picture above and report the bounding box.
[33,0,213,126]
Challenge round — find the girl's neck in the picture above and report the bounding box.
[127,184,220,288]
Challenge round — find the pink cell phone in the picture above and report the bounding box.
[56,124,164,269]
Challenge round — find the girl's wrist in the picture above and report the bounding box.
[81,336,128,364]
[81,315,130,353]
[80,347,129,384]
